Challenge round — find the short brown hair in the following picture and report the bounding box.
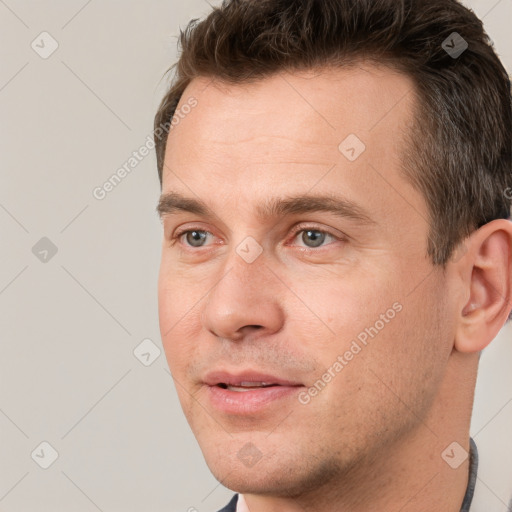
[154,0,511,265]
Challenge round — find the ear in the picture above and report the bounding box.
[454,219,512,353]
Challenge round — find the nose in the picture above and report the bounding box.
[200,248,285,342]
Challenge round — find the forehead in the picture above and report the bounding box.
[161,63,421,226]
[169,63,415,141]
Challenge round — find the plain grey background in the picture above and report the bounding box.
[0,1,511,511]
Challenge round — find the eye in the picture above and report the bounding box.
[171,225,341,251]
[289,226,339,249]
[172,229,213,248]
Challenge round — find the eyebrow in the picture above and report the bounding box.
[156,191,376,225]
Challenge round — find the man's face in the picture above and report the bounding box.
[157,64,456,494]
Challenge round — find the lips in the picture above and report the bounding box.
[203,370,303,389]
[203,370,304,414]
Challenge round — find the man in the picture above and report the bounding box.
[153,0,512,510]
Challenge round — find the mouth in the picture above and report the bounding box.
[204,370,303,389]
[216,382,284,392]
[203,370,304,415]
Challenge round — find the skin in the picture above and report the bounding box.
[157,63,512,511]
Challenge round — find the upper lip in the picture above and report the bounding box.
[203,370,303,387]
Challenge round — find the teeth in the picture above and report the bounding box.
[227,386,255,392]
[240,382,272,387]
[224,382,275,392]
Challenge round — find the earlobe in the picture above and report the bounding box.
[454,220,512,354]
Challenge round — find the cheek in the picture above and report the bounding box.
[286,266,401,353]
[157,278,200,375]
[286,263,445,411]
[157,282,176,334]
[359,281,449,402]
[157,261,199,334]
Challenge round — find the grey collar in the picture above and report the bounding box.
[460,437,478,512]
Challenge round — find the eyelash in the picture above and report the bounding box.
[170,224,343,252]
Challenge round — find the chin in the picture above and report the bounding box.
[199,443,288,493]
[202,443,332,499]
[210,464,296,496]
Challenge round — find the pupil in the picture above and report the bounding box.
[303,230,324,248]
[187,231,206,247]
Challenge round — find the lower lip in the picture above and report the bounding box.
[206,385,303,415]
